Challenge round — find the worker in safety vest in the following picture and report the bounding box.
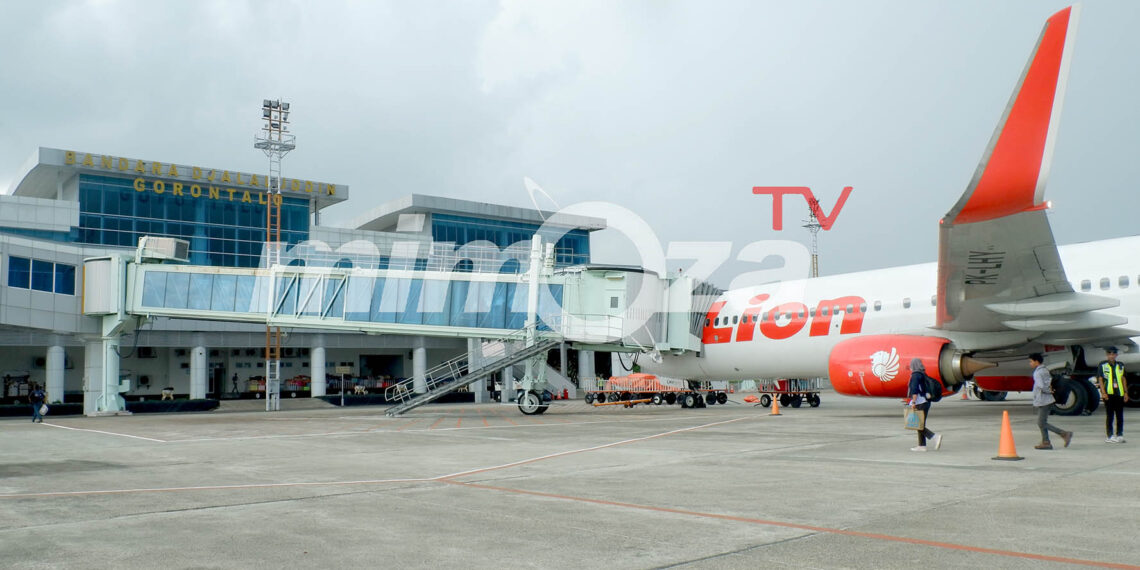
[1096,346,1130,444]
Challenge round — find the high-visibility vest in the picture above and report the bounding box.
[1101,361,1126,396]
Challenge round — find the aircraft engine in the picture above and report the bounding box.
[827,335,995,398]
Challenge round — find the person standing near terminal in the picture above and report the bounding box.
[1096,347,1130,443]
[906,358,941,451]
[1030,353,1072,450]
[29,384,46,423]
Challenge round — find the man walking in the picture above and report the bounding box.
[1030,353,1072,450]
[29,384,46,423]
[1096,346,1130,443]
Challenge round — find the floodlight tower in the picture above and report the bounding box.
[802,197,821,278]
[255,99,295,412]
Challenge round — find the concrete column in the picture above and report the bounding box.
[412,337,427,394]
[611,352,633,376]
[310,345,327,397]
[190,345,207,400]
[46,344,65,404]
[559,342,568,378]
[102,338,122,412]
[83,340,102,416]
[468,338,488,403]
[578,349,596,390]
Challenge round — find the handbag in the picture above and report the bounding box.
[39,404,49,416]
[904,407,925,431]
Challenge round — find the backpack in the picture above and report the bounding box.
[925,376,943,402]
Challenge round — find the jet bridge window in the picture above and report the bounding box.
[1120,276,1129,288]
[1080,279,1091,292]
[1100,278,1111,290]
[610,296,619,309]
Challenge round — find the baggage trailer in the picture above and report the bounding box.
[750,378,823,408]
[584,373,729,408]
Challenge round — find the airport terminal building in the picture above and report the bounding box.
[0,147,605,409]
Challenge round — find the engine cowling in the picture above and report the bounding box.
[827,335,994,398]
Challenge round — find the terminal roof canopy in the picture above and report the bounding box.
[349,194,607,234]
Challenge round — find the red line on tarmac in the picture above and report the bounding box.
[442,480,1139,570]
[481,416,489,427]
[428,417,445,430]
[503,416,518,426]
[396,419,421,431]
[456,418,462,428]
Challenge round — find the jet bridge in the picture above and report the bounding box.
[80,237,719,414]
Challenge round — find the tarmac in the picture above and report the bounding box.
[0,390,1137,569]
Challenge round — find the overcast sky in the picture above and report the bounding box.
[1,0,1137,287]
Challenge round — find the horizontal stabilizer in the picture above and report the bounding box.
[1002,312,1127,332]
[985,292,1119,317]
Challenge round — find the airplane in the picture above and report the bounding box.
[643,5,1140,415]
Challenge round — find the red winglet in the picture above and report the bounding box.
[948,6,1076,225]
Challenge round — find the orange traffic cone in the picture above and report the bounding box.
[992,410,1023,461]
[769,396,782,416]
[961,382,969,400]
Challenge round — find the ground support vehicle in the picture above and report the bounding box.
[747,379,823,409]
[584,374,729,409]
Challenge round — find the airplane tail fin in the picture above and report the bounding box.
[943,5,1079,226]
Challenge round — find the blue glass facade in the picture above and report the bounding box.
[77,174,309,267]
[431,214,590,267]
[7,255,75,294]
[139,270,562,331]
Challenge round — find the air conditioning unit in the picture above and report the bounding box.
[136,236,190,263]
[137,347,157,359]
[209,349,220,357]
[175,349,187,357]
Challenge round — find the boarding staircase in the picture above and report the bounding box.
[384,322,562,416]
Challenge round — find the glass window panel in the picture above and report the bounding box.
[298,277,320,316]
[54,264,75,295]
[538,284,563,330]
[277,276,297,315]
[370,278,393,322]
[141,272,166,306]
[164,273,190,308]
[31,259,53,292]
[449,280,474,327]
[188,274,213,310]
[325,278,345,318]
[344,276,374,321]
[422,279,450,326]
[8,256,30,288]
[212,274,237,312]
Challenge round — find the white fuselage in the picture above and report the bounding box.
[647,236,1140,381]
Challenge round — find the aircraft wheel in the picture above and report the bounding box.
[652,393,664,405]
[585,393,595,404]
[790,394,803,408]
[971,384,986,400]
[760,394,772,408]
[780,394,792,407]
[681,393,696,408]
[1127,378,1140,407]
[1050,378,1087,416]
[518,390,543,415]
[705,393,717,406]
[716,392,728,405]
[665,393,677,405]
[808,394,821,407]
[1076,378,1099,415]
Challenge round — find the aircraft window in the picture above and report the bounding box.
[832,305,839,314]
[798,310,805,318]
[903,298,912,309]
[821,306,829,316]
[1120,276,1130,288]
[705,319,710,327]
[931,295,937,306]
[874,301,882,311]
[732,315,738,324]
[859,303,867,312]
[714,317,720,326]
[845,304,854,314]
[1100,277,1111,290]
[761,311,768,322]
[1080,279,1091,292]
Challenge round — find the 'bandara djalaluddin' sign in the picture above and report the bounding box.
[59,149,346,203]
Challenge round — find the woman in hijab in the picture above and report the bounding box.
[907,358,941,451]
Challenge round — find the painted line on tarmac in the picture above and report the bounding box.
[443,480,1140,570]
[432,417,749,480]
[40,423,166,443]
[0,477,433,500]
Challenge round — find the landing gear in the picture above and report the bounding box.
[517,390,548,415]
[1050,377,1087,416]
[971,384,1008,401]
